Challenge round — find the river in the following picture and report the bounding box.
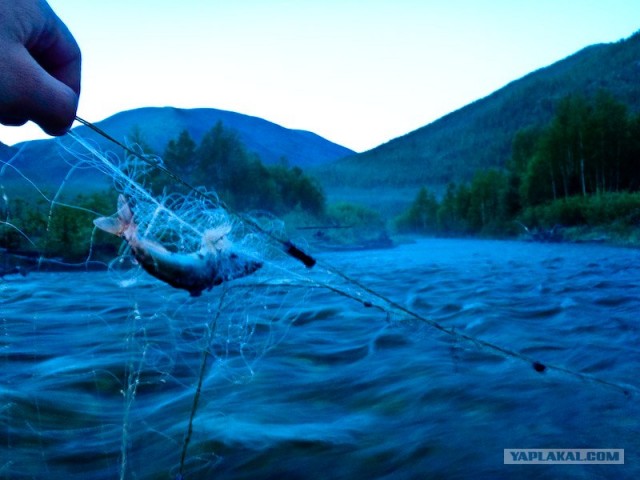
[0,238,638,479]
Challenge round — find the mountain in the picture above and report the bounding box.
[0,107,354,194]
[317,30,640,196]
[73,107,354,168]
[0,140,12,158]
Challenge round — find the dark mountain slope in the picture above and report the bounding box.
[318,31,640,190]
[1,107,354,193]
[73,107,354,168]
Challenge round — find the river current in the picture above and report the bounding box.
[0,238,638,479]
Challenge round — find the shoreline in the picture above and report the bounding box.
[391,224,640,250]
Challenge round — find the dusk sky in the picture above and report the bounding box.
[2,1,639,152]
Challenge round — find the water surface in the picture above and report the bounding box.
[1,239,638,479]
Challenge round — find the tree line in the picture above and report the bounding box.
[396,90,640,236]
[150,122,325,216]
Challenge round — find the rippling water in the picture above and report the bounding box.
[1,239,638,479]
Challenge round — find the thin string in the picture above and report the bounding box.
[177,289,226,479]
[315,268,636,396]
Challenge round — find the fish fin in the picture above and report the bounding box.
[117,194,134,224]
[94,216,123,235]
[201,225,232,253]
[94,195,134,236]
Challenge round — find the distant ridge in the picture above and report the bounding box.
[73,107,354,168]
[0,107,354,192]
[0,141,12,160]
[318,30,640,191]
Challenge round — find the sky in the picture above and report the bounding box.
[1,1,639,152]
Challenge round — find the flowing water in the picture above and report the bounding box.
[0,238,638,479]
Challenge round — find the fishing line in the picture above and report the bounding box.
[71,116,637,399]
[315,266,636,396]
[177,292,222,479]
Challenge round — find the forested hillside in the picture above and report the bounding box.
[318,31,640,191]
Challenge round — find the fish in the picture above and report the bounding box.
[94,195,262,296]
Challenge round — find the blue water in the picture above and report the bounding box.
[1,239,638,479]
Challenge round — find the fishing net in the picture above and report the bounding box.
[0,122,637,479]
[0,127,370,479]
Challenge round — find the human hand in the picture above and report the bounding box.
[0,0,81,136]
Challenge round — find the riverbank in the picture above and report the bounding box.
[392,223,640,251]
[559,224,640,248]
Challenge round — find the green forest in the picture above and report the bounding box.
[396,90,640,243]
[147,122,325,215]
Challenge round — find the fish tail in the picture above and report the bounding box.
[93,194,135,236]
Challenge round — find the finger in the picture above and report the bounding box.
[9,47,79,136]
